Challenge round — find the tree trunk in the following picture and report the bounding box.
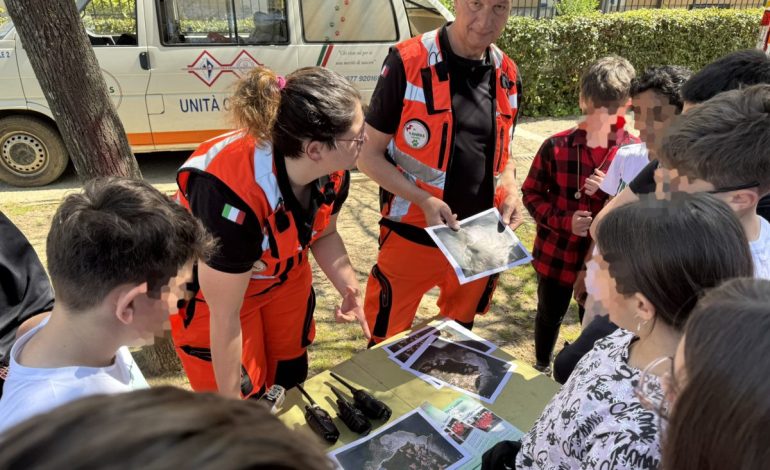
[5,0,141,180]
[5,0,183,376]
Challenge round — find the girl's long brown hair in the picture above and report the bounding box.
[662,278,770,470]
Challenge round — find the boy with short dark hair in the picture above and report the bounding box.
[599,65,691,197]
[652,85,770,278]
[522,55,639,374]
[0,177,214,432]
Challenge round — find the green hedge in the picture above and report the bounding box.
[500,8,763,116]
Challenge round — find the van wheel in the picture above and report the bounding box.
[0,116,69,187]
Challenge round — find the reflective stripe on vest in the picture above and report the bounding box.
[180,130,245,174]
[252,144,278,257]
[405,81,426,104]
[253,143,281,211]
[388,140,446,190]
[421,29,442,65]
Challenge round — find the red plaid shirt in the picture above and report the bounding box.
[522,122,639,286]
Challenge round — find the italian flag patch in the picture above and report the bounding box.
[222,203,245,224]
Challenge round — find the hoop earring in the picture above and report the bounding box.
[637,319,649,332]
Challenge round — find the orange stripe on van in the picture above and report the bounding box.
[127,129,230,147]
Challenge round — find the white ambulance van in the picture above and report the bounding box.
[0,0,452,186]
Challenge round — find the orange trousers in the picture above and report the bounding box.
[170,261,315,398]
[364,227,499,343]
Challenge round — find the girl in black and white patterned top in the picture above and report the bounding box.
[516,193,754,469]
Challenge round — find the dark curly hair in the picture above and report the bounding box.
[630,65,692,112]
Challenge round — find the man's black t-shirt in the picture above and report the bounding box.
[366,25,499,220]
[627,160,658,195]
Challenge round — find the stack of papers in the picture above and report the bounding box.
[329,397,524,470]
[385,320,516,403]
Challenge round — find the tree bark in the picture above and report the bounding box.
[5,0,183,376]
[5,0,141,180]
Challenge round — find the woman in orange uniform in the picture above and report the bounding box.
[171,66,370,398]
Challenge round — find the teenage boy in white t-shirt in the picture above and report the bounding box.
[600,66,692,197]
[0,178,214,433]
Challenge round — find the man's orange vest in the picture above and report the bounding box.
[382,28,520,227]
[176,130,345,295]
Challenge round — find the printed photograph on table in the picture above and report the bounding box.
[329,409,471,470]
[420,397,524,468]
[383,325,438,357]
[404,338,515,403]
[386,320,495,362]
[444,417,473,445]
[433,320,496,354]
[468,407,503,432]
[392,334,438,366]
[425,208,531,284]
[393,335,444,389]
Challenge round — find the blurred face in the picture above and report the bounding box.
[453,0,511,56]
[584,249,639,331]
[579,96,628,147]
[654,164,760,218]
[631,90,679,149]
[330,103,366,171]
[130,261,194,346]
[652,166,714,197]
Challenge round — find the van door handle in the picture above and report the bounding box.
[139,52,150,70]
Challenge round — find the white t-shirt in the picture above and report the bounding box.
[0,316,148,434]
[517,329,663,469]
[751,216,770,279]
[600,143,650,197]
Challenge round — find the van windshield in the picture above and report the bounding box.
[405,0,451,36]
[406,0,441,14]
[0,0,8,38]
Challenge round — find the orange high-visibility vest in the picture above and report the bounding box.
[382,28,520,227]
[177,130,345,294]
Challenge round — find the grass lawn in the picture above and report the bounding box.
[0,173,582,387]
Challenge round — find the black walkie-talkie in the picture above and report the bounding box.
[329,372,392,421]
[329,384,372,435]
[296,383,340,444]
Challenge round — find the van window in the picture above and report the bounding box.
[82,0,138,46]
[405,0,447,36]
[157,0,288,46]
[299,0,397,43]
